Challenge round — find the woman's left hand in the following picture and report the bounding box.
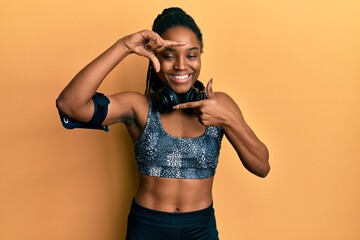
[173,79,234,127]
[174,79,270,177]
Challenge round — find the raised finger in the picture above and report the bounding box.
[206,78,216,99]
[173,100,203,110]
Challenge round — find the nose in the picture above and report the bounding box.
[173,57,188,70]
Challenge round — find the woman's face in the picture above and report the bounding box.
[156,26,202,94]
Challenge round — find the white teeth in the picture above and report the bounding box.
[172,74,190,80]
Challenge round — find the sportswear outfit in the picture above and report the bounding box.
[126,99,223,239]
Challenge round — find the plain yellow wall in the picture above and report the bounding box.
[1,0,359,239]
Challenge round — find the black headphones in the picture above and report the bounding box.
[150,80,207,113]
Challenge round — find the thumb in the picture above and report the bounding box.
[206,78,215,99]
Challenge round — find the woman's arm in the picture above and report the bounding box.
[174,80,270,177]
[216,93,270,177]
[56,30,187,125]
[56,38,131,123]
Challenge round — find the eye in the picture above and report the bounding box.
[161,54,175,60]
[188,54,198,60]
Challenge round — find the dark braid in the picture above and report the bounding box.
[145,7,203,94]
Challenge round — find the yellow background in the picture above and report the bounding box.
[1,0,359,239]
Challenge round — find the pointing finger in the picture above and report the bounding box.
[173,100,203,110]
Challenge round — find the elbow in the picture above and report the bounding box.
[56,95,93,122]
[244,156,270,178]
[253,146,270,178]
[55,95,78,119]
[56,95,70,115]
[258,147,270,178]
[56,96,65,113]
[257,162,270,178]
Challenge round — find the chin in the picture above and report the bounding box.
[171,83,196,94]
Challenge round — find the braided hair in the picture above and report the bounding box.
[145,7,203,94]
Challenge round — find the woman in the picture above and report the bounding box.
[56,7,270,240]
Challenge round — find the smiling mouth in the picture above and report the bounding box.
[169,74,192,82]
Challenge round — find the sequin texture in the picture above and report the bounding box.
[134,100,223,179]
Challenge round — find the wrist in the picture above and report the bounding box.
[117,38,133,55]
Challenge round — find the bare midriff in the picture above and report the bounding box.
[134,174,214,213]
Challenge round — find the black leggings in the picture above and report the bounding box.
[126,199,219,240]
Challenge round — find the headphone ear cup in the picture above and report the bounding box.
[198,91,208,100]
[183,87,198,102]
[152,87,179,113]
[183,84,208,102]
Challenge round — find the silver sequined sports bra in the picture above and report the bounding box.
[134,99,223,179]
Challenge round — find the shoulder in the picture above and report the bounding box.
[214,91,235,102]
[213,91,241,111]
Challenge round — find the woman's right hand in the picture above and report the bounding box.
[121,30,187,72]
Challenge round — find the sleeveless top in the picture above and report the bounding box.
[134,99,223,179]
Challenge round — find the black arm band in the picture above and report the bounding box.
[58,92,110,132]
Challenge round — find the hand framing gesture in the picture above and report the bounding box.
[122,30,188,72]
